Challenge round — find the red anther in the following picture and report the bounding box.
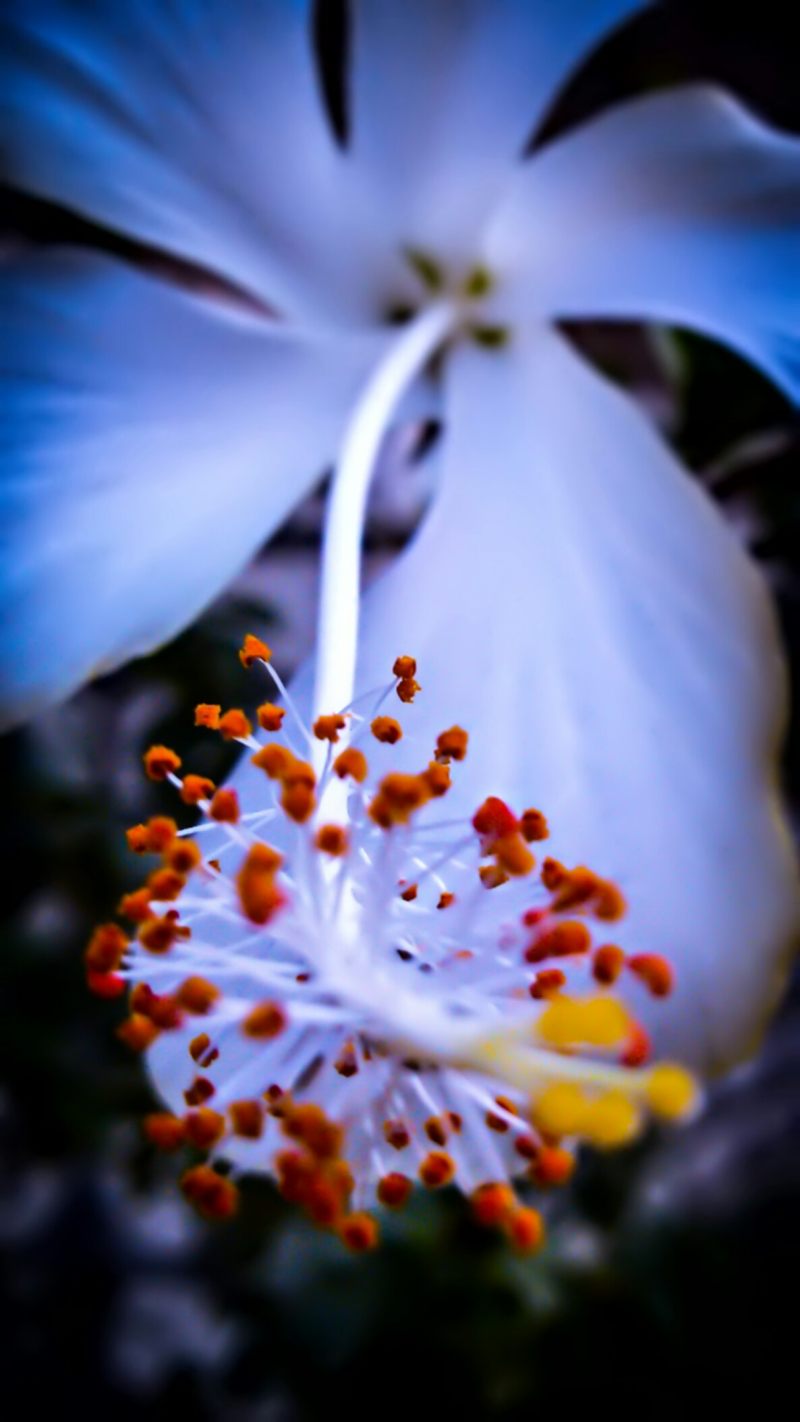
[209,788,240,823]
[377,1173,413,1210]
[118,887,154,922]
[446,1111,463,1134]
[435,726,469,762]
[592,943,626,985]
[419,1151,456,1189]
[144,745,182,781]
[383,1119,411,1151]
[117,1014,159,1052]
[139,914,189,954]
[371,715,402,744]
[471,1183,516,1228]
[333,746,368,783]
[242,1000,287,1039]
[85,922,129,973]
[86,969,126,998]
[146,994,183,1031]
[520,809,549,843]
[275,1149,317,1206]
[176,977,220,1014]
[334,1041,359,1077]
[180,775,215,806]
[392,655,417,680]
[340,1212,379,1252]
[514,1134,540,1162]
[166,839,203,875]
[531,1146,575,1188]
[237,843,285,925]
[252,743,293,779]
[181,1165,238,1220]
[472,796,518,842]
[283,1104,343,1160]
[257,702,285,733]
[621,1022,652,1068]
[218,708,252,741]
[437,891,455,910]
[530,968,566,1000]
[184,1077,216,1107]
[229,1100,264,1139]
[485,1096,518,1133]
[184,1107,226,1149]
[329,1159,355,1205]
[239,633,271,668]
[479,863,509,890]
[525,920,592,963]
[189,1032,212,1062]
[494,832,535,877]
[264,1084,289,1115]
[424,1115,450,1147]
[147,867,186,903]
[281,780,316,823]
[313,713,347,743]
[507,1207,545,1254]
[400,882,418,902]
[522,907,548,929]
[126,824,150,854]
[396,676,420,703]
[421,760,451,797]
[144,816,178,852]
[315,824,349,856]
[143,1113,186,1151]
[628,953,673,997]
[194,704,221,729]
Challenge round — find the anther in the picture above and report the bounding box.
[371,715,402,744]
[435,726,469,762]
[143,1113,186,1151]
[237,843,285,925]
[377,1173,413,1209]
[218,709,252,741]
[242,1001,287,1039]
[419,1151,455,1188]
[184,1107,226,1149]
[85,922,128,973]
[313,713,347,743]
[315,824,349,856]
[181,1165,239,1220]
[194,704,221,729]
[592,944,626,985]
[229,1100,265,1139]
[520,809,549,842]
[180,775,215,806]
[507,1207,545,1254]
[117,1013,159,1052]
[143,745,182,781]
[471,1183,515,1228]
[176,977,220,1013]
[340,1212,379,1252]
[333,747,368,783]
[239,634,272,668]
[209,788,240,823]
[628,953,674,998]
[257,702,285,732]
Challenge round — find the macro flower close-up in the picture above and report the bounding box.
[1,1,799,1413]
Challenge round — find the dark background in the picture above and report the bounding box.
[1,3,799,1415]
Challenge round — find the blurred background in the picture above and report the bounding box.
[1,2,799,1414]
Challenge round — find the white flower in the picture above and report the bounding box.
[4,2,799,1074]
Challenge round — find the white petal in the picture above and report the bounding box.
[486,86,800,400]
[0,0,386,320]
[349,0,650,269]
[335,332,798,1073]
[0,249,389,726]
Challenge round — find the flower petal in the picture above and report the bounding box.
[0,248,389,727]
[0,0,385,319]
[349,0,650,267]
[334,332,798,1072]
[486,86,800,400]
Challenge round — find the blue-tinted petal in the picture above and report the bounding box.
[486,86,800,400]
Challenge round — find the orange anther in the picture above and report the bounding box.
[424,1115,451,1147]
[485,1096,518,1133]
[400,882,418,902]
[377,1172,413,1210]
[421,760,451,797]
[139,914,189,954]
[313,713,346,743]
[143,1113,186,1151]
[184,1077,215,1107]
[117,887,154,923]
[181,1165,238,1220]
[239,633,271,668]
[435,725,469,762]
[177,976,220,1014]
[144,816,178,852]
[507,1207,545,1254]
[144,745,182,781]
[628,954,673,998]
[229,1100,264,1139]
[471,1183,515,1228]
[283,1104,343,1161]
[117,1014,159,1052]
[493,832,535,877]
[370,772,430,827]
[514,1134,540,1162]
[531,1146,575,1187]
[525,920,592,963]
[194,704,221,729]
[218,708,252,741]
[281,780,316,823]
[472,796,518,842]
[333,746,368,783]
[392,655,417,679]
[520,808,549,842]
[437,891,455,910]
[237,842,285,925]
[334,1041,359,1077]
[86,969,126,998]
[530,968,566,1000]
[85,922,129,973]
[209,788,240,823]
[184,1107,226,1150]
[166,839,203,875]
[242,1000,287,1039]
[256,702,285,733]
[383,1119,411,1151]
[594,880,626,922]
[340,1212,379,1252]
[541,858,567,891]
[593,943,626,985]
[137,989,182,1030]
[315,824,349,856]
[180,775,215,806]
[621,1022,652,1068]
[147,867,186,902]
[252,743,293,779]
[126,824,150,854]
[419,1151,455,1189]
[396,676,420,703]
[479,863,509,890]
[189,1032,212,1062]
[371,715,402,744]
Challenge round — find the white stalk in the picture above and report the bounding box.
[313,300,458,730]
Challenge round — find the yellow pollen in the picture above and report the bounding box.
[537,995,631,1050]
[645,1063,697,1120]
